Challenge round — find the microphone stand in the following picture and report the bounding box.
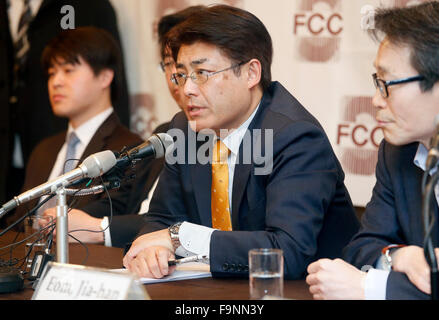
[55,187,69,264]
[422,169,439,300]
[53,176,124,263]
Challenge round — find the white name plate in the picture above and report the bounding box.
[32,262,150,300]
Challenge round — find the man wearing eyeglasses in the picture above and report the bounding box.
[306,2,439,300]
[123,5,359,280]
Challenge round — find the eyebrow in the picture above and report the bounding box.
[190,58,208,66]
[373,63,392,78]
[176,58,209,69]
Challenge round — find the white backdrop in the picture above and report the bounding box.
[109,0,426,207]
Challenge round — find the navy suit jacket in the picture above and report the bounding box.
[138,82,359,279]
[343,141,438,299]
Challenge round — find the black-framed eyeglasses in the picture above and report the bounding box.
[171,60,249,86]
[372,73,425,98]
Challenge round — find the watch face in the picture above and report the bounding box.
[171,222,182,233]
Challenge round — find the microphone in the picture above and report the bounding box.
[426,115,439,171]
[0,150,117,219]
[112,133,174,171]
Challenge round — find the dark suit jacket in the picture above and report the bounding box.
[343,141,437,300]
[82,122,169,248]
[0,0,130,205]
[137,81,360,279]
[4,113,150,230]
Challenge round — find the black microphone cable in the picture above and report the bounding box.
[422,168,439,300]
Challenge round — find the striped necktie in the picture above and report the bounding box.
[63,132,80,173]
[37,132,80,215]
[13,0,33,88]
[211,139,232,231]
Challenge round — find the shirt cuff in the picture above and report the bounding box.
[364,268,390,300]
[101,216,112,247]
[176,222,215,258]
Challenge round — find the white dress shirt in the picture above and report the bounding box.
[176,103,261,259]
[364,142,439,300]
[37,108,114,217]
[47,107,114,181]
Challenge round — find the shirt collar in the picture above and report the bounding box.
[221,102,261,156]
[67,107,114,148]
[414,142,438,175]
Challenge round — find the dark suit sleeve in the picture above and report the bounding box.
[139,119,352,279]
[386,271,430,300]
[108,214,146,248]
[209,122,346,279]
[343,141,405,269]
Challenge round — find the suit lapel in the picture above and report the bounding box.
[401,144,427,245]
[39,132,65,185]
[191,132,213,227]
[33,0,53,20]
[231,151,252,229]
[231,90,272,229]
[191,160,212,227]
[80,112,118,160]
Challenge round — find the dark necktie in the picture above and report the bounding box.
[12,0,32,90]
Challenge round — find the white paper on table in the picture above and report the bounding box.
[112,262,211,284]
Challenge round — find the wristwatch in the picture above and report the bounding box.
[381,244,406,270]
[168,222,183,251]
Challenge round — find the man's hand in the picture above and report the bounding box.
[391,245,439,295]
[306,258,366,300]
[123,229,175,279]
[41,208,104,243]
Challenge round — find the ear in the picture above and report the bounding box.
[98,68,114,90]
[246,59,262,90]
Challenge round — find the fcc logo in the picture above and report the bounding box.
[336,96,383,176]
[293,0,343,62]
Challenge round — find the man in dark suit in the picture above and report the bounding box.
[306,2,439,300]
[34,7,208,248]
[2,27,150,241]
[0,0,130,207]
[123,5,359,280]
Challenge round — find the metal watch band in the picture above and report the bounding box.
[381,244,406,269]
[168,222,183,251]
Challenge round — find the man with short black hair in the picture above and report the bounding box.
[306,1,439,300]
[124,4,359,280]
[4,27,149,241]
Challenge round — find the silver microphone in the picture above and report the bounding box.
[0,150,117,219]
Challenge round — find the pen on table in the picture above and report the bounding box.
[168,254,207,266]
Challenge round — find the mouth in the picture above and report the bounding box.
[376,116,393,126]
[51,94,65,102]
[187,105,205,117]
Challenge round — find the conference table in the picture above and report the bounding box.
[0,231,312,300]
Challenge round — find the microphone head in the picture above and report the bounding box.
[149,133,174,158]
[81,150,117,178]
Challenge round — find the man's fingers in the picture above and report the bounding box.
[145,250,165,278]
[307,259,331,274]
[409,270,431,295]
[156,249,172,276]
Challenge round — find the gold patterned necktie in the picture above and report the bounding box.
[211,139,232,231]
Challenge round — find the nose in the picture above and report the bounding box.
[183,75,199,98]
[49,71,63,88]
[372,88,386,110]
